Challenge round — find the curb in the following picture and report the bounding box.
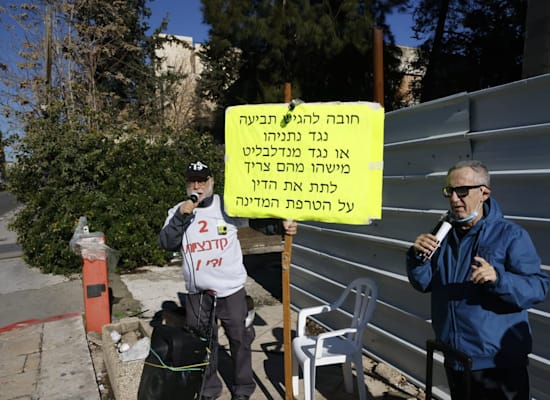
[0,312,82,333]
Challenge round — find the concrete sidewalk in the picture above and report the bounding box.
[216,303,383,400]
[0,313,100,400]
[0,201,100,400]
[119,266,422,400]
[0,268,421,400]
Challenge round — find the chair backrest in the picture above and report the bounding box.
[331,277,378,346]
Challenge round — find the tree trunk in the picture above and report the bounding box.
[522,0,550,78]
[421,0,451,101]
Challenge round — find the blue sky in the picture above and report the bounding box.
[0,1,420,65]
[148,0,421,47]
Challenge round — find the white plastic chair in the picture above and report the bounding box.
[291,277,378,400]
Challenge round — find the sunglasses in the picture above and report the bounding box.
[442,185,485,198]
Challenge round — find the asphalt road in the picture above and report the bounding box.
[0,191,18,216]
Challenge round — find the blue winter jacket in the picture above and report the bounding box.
[407,198,549,370]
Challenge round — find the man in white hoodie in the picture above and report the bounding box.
[159,160,297,400]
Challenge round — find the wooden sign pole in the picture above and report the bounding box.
[373,27,385,107]
[282,82,294,400]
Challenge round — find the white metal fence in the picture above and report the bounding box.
[290,73,550,400]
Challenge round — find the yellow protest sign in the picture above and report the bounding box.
[224,102,384,224]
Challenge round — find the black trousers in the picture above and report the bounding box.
[184,288,256,398]
[445,366,529,400]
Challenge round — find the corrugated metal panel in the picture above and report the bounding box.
[383,134,473,176]
[469,74,550,131]
[385,92,469,143]
[290,73,550,399]
[469,124,550,171]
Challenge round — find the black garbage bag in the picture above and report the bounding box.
[137,324,209,400]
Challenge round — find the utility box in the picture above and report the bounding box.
[70,216,116,333]
[81,244,110,333]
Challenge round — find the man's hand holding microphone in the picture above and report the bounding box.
[414,217,452,261]
[413,216,497,284]
[179,192,199,216]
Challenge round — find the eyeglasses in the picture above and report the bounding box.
[442,185,485,198]
[187,177,210,184]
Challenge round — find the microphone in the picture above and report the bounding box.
[425,213,452,260]
[180,192,199,217]
[189,192,199,203]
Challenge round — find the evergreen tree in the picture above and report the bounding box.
[197,0,407,141]
[411,0,527,101]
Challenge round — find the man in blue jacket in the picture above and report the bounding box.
[407,160,549,400]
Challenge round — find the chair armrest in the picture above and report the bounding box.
[315,328,357,358]
[296,304,332,336]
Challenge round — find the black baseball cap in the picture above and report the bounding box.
[186,161,211,181]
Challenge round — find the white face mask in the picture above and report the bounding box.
[451,210,478,224]
[449,200,483,225]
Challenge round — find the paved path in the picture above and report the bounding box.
[0,314,100,400]
[0,197,99,400]
[119,265,422,400]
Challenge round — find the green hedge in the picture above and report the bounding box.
[7,129,224,274]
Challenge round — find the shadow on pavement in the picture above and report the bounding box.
[244,252,284,301]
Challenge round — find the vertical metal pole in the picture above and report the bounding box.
[282,82,294,400]
[373,27,384,107]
